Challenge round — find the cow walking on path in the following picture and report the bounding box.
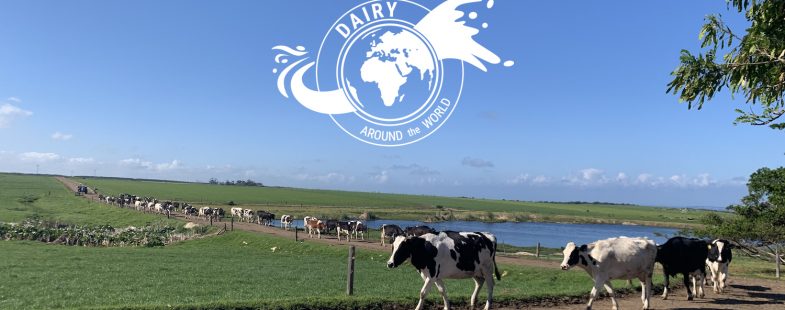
[560,237,657,310]
[387,231,500,310]
[656,236,708,300]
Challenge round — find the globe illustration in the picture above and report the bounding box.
[341,25,439,121]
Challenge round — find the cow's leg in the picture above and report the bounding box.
[639,274,651,310]
[661,272,670,299]
[719,264,728,292]
[434,279,450,310]
[587,276,607,310]
[415,278,434,310]
[470,276,484,309]
[483,274,494,310]
[683,273,694,300]
[697,271,705,298]
[603,281,618,310]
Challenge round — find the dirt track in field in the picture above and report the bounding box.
[56,177,785,309]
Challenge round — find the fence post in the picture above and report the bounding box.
[536,242,541,258]
[231,216,234,231]
[347,246,356,295]
[210,216,213,226]
[224,223,227,231]
[295,226,298,242]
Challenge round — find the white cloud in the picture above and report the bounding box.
[0,103,33,128]
[507,173,529,185]
[155,160,182,171]
[68,157,94,164]
[295,172,354,183]
[19,152,61,162]
[580,168,604,181]
[616,172,628,182]
[120,158,153,169]
[6,97,21,103]
[372,170,389,184]
[532,175,549,184]
[636,173,653,184]
[461,157,494,168]
[51,132,74,141]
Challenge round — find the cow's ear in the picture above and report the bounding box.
[708,244,712,250]
[579,244,588,252]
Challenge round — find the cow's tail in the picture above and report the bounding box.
[493,237,501,281]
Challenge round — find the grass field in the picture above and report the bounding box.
[0,173,775,309]
[0,174,178,227]
[74,176,724,227]
[0,230,648,310]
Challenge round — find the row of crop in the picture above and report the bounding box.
[0,219,209,247]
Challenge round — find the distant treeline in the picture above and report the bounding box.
[208,178,264,187]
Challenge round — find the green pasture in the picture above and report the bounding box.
[0,174,178,227]
[75,176,724,227]
[0,230,654,310]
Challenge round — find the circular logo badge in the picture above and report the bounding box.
[317,0,464,147]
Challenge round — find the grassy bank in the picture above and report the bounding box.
[0,230,652,310]
[74,176,724,228]
[0,174,178,227]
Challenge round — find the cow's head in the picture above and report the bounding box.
[708,239,732,263]
[560,242,591,270]
[387,236,412,268]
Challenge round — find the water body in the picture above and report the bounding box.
[363,220,679,248]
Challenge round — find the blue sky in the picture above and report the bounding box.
[0,0,781,208]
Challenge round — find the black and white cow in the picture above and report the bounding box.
[706,239,733,293]
[380,224,404,246]
[656,236,708,300]
[351,220,367,240]
[387,231,500,310]
[336,221,352,241]
[404,225,437,237]
[561,237,657,310]
[280,215,293,230]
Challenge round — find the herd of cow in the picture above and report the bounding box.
[382,224,733,310]
[94,193,735,310]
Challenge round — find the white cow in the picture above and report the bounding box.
[706,239,733,293]
[387,231,500,310]
[230,207,243,220]
[560,237,657,310]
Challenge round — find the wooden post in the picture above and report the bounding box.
[210,216,213,226]
[347,246,356,295]
[224,223,227,231]
[536,242,541,258]
[231,216,234,231]
[295,226,298,242]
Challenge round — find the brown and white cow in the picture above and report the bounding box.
[387,231,500,310]
[305,218,325,239]
[561,237,657,310]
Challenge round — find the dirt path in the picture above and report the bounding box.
[56,177,785,309]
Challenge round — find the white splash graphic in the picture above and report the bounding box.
[273,0,514,127]
[415,0,500,72]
